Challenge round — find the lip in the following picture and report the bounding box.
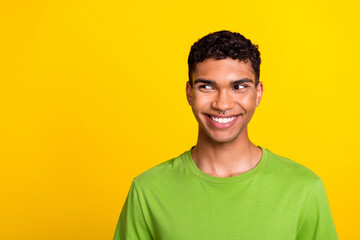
[205,114,240,129]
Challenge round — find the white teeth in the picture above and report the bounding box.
[211,116,236,123]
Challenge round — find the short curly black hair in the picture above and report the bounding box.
[188,30,261,87]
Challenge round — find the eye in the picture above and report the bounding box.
[199,85,214,90]
[234,84,246,90]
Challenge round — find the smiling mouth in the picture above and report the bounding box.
[207,114,240,124]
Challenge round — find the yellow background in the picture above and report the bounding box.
[1,0,359,239]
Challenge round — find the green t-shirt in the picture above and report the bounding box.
[114,147,338,240]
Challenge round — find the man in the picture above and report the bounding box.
[113,30,338,239]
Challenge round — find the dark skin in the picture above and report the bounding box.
[186,58,264,178]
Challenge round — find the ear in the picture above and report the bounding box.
[186,81,193,106]
[255,81,263,107]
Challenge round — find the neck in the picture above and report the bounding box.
[191,127,262,178]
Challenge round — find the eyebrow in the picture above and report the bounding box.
[193,78,254,86]
[193,78,216,85]
[231,78,254,85]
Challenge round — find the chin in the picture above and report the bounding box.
[197,118,248,144]
[205,131,241,144]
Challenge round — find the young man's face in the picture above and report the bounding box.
[186,58,263,144]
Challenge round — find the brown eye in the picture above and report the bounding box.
[234,85,245,90]
[199,85,213,90]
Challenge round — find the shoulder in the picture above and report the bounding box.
[263,147,321,184]
[131,151,189,189]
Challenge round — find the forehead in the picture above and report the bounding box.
[193,58,255,82]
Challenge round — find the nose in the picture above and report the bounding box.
[211,89,234,112]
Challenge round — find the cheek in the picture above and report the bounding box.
[192,93,213,109]
[236,93,257,108]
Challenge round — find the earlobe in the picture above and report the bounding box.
[256,81,263,107]
[256,92,260,106]
[186,81,193,106]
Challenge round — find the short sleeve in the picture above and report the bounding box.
[296,179,338,240]
[113,181,152,240]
